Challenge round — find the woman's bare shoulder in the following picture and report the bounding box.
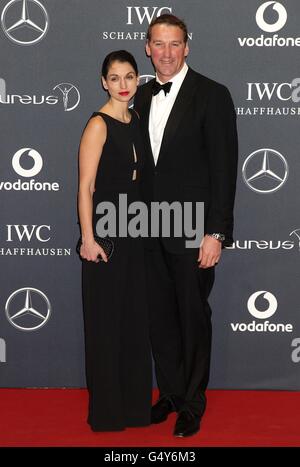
[83,114,107,138]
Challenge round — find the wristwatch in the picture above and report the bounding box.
[207,233,225,242]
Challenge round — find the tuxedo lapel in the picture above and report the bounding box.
[156,68,199,168]
[139,80,155,170]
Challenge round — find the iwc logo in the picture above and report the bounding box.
[236,78,300,117]
[0,223,72,257]
[101,5,193,41]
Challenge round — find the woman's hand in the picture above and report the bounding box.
[78,116,107,264]
[80,239,108,263]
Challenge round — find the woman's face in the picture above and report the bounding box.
[102,61,139,102]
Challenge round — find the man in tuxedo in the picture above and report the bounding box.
[134,14,238,437]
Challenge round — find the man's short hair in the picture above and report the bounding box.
[147,14,188,43]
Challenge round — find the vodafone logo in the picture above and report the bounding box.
[230,291,293,333]
[247,291,277,319]
[0,148,60,191]
[256,2,287,33]
[238,2,300,47]
[12,148,43,177]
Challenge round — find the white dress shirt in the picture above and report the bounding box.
[149,62,189,166]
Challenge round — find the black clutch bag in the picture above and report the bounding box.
[76,235,114,261]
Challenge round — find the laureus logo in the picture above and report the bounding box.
[0,78,80,111]
[227,227,300,251]
[52,83,80,112]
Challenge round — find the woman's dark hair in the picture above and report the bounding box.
[101,50,138,79]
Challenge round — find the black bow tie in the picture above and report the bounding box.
[152,81,172,96]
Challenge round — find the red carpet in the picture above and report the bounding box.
[0,389,299,447]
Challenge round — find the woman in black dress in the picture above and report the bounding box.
[78,50,152,432]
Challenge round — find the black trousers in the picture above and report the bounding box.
[145,241,215,417]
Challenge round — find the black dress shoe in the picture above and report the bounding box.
[151,396,176,424]
[173,410,200,437]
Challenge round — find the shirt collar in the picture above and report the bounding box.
[155,62,189,90]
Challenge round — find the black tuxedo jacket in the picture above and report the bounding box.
[134,67,238,253]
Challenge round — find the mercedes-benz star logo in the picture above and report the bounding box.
[5,287,51,331]
[242,148,288,193]
[53,83,80,112]
[1,0,49,46]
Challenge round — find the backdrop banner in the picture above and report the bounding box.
[0,0,299,389]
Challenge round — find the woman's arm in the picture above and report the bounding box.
[78,116,108,262]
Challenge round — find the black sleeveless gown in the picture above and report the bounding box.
[82,110,152,431]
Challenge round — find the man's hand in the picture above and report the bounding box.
[198,234,222,268]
